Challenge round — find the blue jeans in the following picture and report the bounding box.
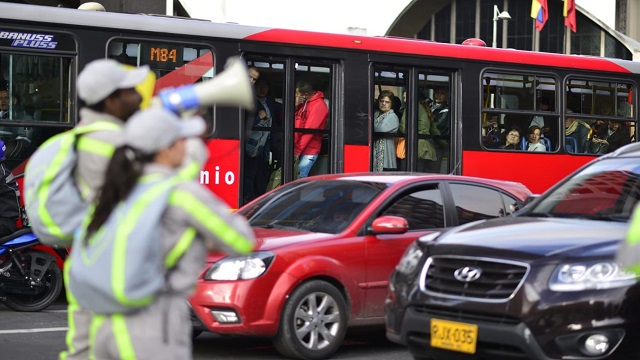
[297,154,318,178]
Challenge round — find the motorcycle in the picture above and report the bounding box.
[0,228,65,311]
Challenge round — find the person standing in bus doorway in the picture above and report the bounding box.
[77,108,255,360]
[431,87,450,173]
[244,77,283,203]
[399,90,439,172]
[294,80,328,178]
[59,58,150,360]
[373,90,399,172]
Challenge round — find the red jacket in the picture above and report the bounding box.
[294,91,328,155]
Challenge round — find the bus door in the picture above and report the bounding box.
[372,64,453,174]
[243,57,338,205]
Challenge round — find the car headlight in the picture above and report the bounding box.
[395,242,424,275]
[549,261,638,291]
[205,251,274,281]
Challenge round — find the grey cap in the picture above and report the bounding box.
[77,59,149,105]
[124,107,206,154]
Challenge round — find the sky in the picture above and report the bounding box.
[180,0,616,36]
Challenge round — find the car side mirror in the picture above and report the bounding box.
[369,216,409,235]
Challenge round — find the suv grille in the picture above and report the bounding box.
[420,256,529,302]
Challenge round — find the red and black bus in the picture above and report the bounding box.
[1,3,637,207]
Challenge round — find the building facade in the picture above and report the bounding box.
[388,0,640,60]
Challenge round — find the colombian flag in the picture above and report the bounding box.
[530,0,548,31]
[564,0,577,32]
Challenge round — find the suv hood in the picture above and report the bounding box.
[433,217,628,258]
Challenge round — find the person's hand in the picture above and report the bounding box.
[293,155,299,162]
[258,110,267,119]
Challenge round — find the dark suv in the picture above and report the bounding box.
[385,143,640,360]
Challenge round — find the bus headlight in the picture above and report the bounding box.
[204,251,274,280]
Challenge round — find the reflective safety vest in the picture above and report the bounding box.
[68,174,190,314]
[24,121,121,245]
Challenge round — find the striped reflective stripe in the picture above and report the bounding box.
[169,189,254,254]
[165,227,196,268]
[37,133,75,240]
[88,314,106,360]
[112,314,136,360]
[62,257,77,359]
[76,136,116,157]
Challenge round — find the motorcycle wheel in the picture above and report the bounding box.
[2,251,63,312]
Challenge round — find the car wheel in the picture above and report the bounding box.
[272,280,348,360]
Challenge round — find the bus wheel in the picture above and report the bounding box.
[272,280,348,360]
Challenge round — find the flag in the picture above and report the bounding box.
[530,0,548,31]
[564,0,577,32]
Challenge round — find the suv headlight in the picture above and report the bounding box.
[549,261,638,291]
[395,242,424,275]
[204,251,274,281]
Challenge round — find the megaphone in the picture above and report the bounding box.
[155,57,255,113]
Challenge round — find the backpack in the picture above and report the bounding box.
[68,174,184,314]
[23,122,121,245]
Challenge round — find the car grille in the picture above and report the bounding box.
[420,255,529,302]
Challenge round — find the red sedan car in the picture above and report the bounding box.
[189,173,531,360]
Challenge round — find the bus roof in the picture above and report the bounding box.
[3,2,640,75]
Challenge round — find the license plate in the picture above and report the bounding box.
[430,318,478,354]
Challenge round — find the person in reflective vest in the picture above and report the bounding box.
[79,107,255,359]
[60,59,150,360]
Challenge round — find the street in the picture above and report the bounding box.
[0,296,411,360]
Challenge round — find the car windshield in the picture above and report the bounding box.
[238,180,386,233]
[526,158,640,221]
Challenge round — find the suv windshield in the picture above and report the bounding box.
[527,158,640,221]
[239,180,386,233]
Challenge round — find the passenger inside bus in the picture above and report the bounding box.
[373,90,399,171]
[526,125,546,152]
[399,90,440,173]
[501,126,522,150]
[528,96,556,142]
[431,87,450,172]
[244,76,283,203]
[590,120,630,154]
[565,111,591,153]
[294,80,328,178]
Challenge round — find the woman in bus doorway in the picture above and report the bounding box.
[373,90,399,171]
[294,80,328,178]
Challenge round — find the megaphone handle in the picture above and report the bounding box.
[158,85,200,114]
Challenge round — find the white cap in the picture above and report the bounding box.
[77,59,149,105]
[124,107,206,154]
[78,2,106,11]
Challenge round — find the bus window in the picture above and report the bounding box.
[482,72,558,152]
[243,59,286,204]
[107,39,215,128]
[294,62,332,178]
[565,78,636,154]
[373,66,406,172]
[0,52,72,168]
